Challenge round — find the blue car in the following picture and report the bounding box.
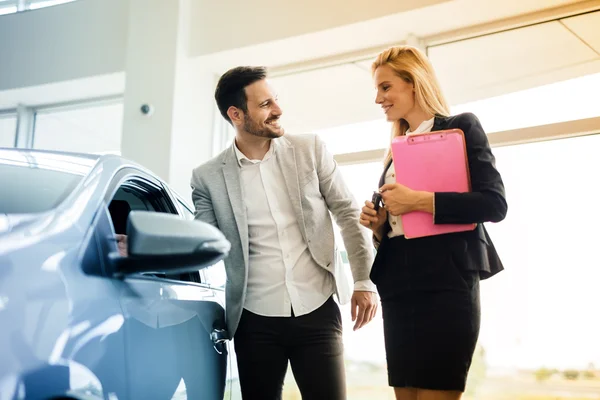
[0,148,236,400]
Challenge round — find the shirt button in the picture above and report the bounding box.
[392,221,397,225]
[392,174,395,177]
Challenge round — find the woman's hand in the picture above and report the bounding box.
[360,200,388,238]
[379,183,434,216]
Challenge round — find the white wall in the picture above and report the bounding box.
[120,0,216,197]
[0,0,128,92]
[0,0,448,95]
[189,0,447,56]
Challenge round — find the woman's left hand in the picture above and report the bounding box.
[379,183,420,216]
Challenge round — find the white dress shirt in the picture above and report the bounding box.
[234,141,372,317]
[386,117,435,238]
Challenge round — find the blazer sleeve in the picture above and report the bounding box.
[314,135,374,283]
[190,167,219,228]
[434,113,508,224]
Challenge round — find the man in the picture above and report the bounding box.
[190,66,377,399]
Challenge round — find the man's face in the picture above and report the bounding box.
[240,79,284,139]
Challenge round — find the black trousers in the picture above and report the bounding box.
[233,296,346,400]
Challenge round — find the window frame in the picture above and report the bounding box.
[0,112,18,148]
[0,0,77,14]
[32,97,124,155]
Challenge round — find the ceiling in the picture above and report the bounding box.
[266,8,600,134]
[429,10,600,105]
[198,0,586,72]
[189,0,447,57]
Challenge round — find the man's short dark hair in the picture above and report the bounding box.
[214,66,268,124]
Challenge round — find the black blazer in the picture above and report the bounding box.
[376,113,507,279]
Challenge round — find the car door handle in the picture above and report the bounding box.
[211,328,229,355]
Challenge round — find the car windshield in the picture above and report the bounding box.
[0,164,83,213]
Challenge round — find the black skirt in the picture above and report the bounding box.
[370,234,481,391]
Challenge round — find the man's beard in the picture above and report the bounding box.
[243,115,283,139]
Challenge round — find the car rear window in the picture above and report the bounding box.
[0,164,82,213]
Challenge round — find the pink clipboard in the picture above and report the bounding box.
[391,129,476,239]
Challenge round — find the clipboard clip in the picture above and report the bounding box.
[407,132,447,144]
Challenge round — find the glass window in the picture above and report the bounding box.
[337,161,391,384]
[0,164,82,213]
[178,200,194,220]
[28,0,76,10]
[34,102,123,154]
[0,0,76,14]
[0,115,17,147]
[319,134,600,399]
[310,72,600,158]
[0,4,16,15]
[452,72,600,134]
[313,119,390,156]
[474,134,600,399]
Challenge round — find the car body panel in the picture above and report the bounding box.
[0,148,230,400]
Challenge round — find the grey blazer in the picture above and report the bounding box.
[190,134,374,336]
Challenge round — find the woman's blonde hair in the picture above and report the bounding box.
[372,46,450,163]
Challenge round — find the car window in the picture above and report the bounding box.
[107,177,200,283]
[109,187,157,234]
[177,200,194,220]
[0,164,82,213]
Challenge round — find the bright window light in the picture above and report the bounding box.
[0,116,17,147]
[309,72,600,158]
[0,5,16,15]
[317,134,600,400]
[34,102,123,154]
[283,71,600,399]
[28,0,75,10]
[452,72,600,133]
[313,119,390,156]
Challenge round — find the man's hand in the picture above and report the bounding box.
[350,290,378,331]
[116,234,128,257]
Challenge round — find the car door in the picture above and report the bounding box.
[172,196,241,400]
[104,170,228,400]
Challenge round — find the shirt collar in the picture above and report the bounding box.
[233,139,274,166]
[406,117,435,136]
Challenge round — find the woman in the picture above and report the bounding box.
[360,46,507,400]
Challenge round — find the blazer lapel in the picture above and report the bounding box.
[222,148,249,267]
[432,114,447,131]
[379,159,392,188]
[274,139,308,239]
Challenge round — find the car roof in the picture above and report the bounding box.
[0,147,101,175]
[0,147,193,206]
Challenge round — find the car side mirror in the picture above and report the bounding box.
[114,211,230,277]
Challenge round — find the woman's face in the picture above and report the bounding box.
[374,64,415,122]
